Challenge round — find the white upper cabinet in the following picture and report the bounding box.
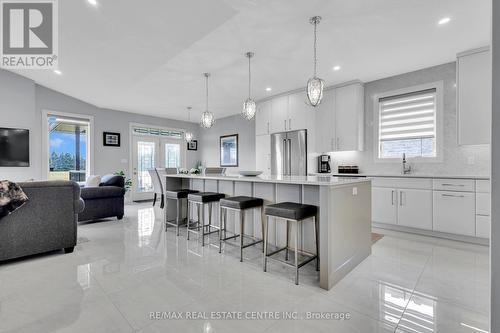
[335,83,364,151]
[288,91,313,131]
[255,100,271,136]
[270,95,289,133]
[314,89,336,153]
[314,81,364,153]
[457,47,491,145]
[255,134,271,174]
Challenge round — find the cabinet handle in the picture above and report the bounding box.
[267,122,269,134]
[336,137,340,150]
[289,118,291,130]
[284,119,287,130]
[441,184,465,187]
[331,138,334,151]
[391,190,395,205]
[399,191,403,206]
[442,193,465,198]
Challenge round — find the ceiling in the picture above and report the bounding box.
[12,0,491,122]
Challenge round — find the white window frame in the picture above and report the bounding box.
[41,110,95,180]
[373,81,444,163]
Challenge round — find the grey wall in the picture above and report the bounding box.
[491,0,498,330]
[325,62,490,176]
[0,69,200,182]
[198,113,255,173]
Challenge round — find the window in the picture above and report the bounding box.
[376,85,441,160]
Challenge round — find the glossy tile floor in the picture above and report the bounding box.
[0,203,490,333]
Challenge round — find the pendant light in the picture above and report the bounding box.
[306,16,324,107]
[200,73,215,129]
[184,106,194,142]
[242,51,256,120]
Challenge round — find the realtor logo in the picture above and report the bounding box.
[1,0,58,69]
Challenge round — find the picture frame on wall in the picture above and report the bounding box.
[220,134,238,167]
[103,132,121,147]
[187,140,198,151]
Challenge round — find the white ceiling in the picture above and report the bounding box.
[12,0,491,122]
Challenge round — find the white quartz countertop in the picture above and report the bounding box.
[166,173,371,186]
[309,173,490,180]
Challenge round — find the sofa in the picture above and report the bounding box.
[0,180,84,262]
[78,174,125,222]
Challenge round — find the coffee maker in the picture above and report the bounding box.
[317,154,331,173]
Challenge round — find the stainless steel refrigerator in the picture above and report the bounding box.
[271,129,307,176]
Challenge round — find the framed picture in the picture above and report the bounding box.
[103,132,120,147]
[220,134,238,167]
[187,140,198,151]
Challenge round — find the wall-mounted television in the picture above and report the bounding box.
[0,128,30,167]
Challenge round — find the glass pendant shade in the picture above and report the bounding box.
[307,76,324,107]
[242,98,256,120]
[184,131,193,143]
[200,110,215,129]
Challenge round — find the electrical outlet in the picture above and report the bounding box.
[352,187,358,196]
[121,158,128,164]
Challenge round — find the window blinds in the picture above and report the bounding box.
[379,88,436,141]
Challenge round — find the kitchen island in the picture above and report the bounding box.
[164,174,372,290]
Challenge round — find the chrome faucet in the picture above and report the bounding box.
[402,153,412,174]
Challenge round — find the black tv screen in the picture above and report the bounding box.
[0,128,30,167]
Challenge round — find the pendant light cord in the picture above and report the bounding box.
[313,20,317,77]
[248,55,251,98]
[205,74,209,112]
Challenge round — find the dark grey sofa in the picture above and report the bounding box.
[0,180,84,262]
[78,174,125,222]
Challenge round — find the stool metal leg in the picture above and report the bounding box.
[263,215,269,272]
[285,220,290,261]
[219,206,223,253]
[295,220,299,285]
[315,215,319,271]
[208,202,212,231]
[164,197,168,232]
[201,203,206,246]
[176,199,181,236]
[260,206,265,253]
[187,200,191,240]
[240,211,244,262]
[186,199,190,237]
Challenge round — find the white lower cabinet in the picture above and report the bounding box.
[433,191,475,236]
[372,187,397,225]
[398,189,433,230]
[476,215,491,239]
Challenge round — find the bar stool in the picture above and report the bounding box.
[263,202,319,285]
[218,196,264,262]
[164,189,199,236]
[187,192,225,246]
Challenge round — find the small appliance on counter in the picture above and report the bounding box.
[317,154,331,173]
[338,165,359,174]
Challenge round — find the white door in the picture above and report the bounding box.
[255,134,271,175]
[372,187,398,225]
[132,136,158,201]
[397,189,433,230]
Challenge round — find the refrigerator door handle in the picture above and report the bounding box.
[282,139,287,175]
[287,139,292,176]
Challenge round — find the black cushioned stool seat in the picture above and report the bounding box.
[188,192,225,203]
[165,189,199,199]
[264,202,317,221]
[220,196,264,210]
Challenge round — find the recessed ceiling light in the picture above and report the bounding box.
[438,17,450,25]
[54,69,62,75]
[87,0,98,6]
[265,87,272,92]
[333,65,341,71]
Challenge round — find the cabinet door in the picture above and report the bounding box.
[433,191,475,236]
[397,189,433,230]
[335,83,364,151]
[270,95,289,134]
[476,215,490,238]
[314,89,335,153]
[372,187,397,225]
[457,49,491,145]
[288,91,312,131]
[256,101,271,136]
[255,135,271,175]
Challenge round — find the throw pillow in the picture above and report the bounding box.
[85,175,101,187]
